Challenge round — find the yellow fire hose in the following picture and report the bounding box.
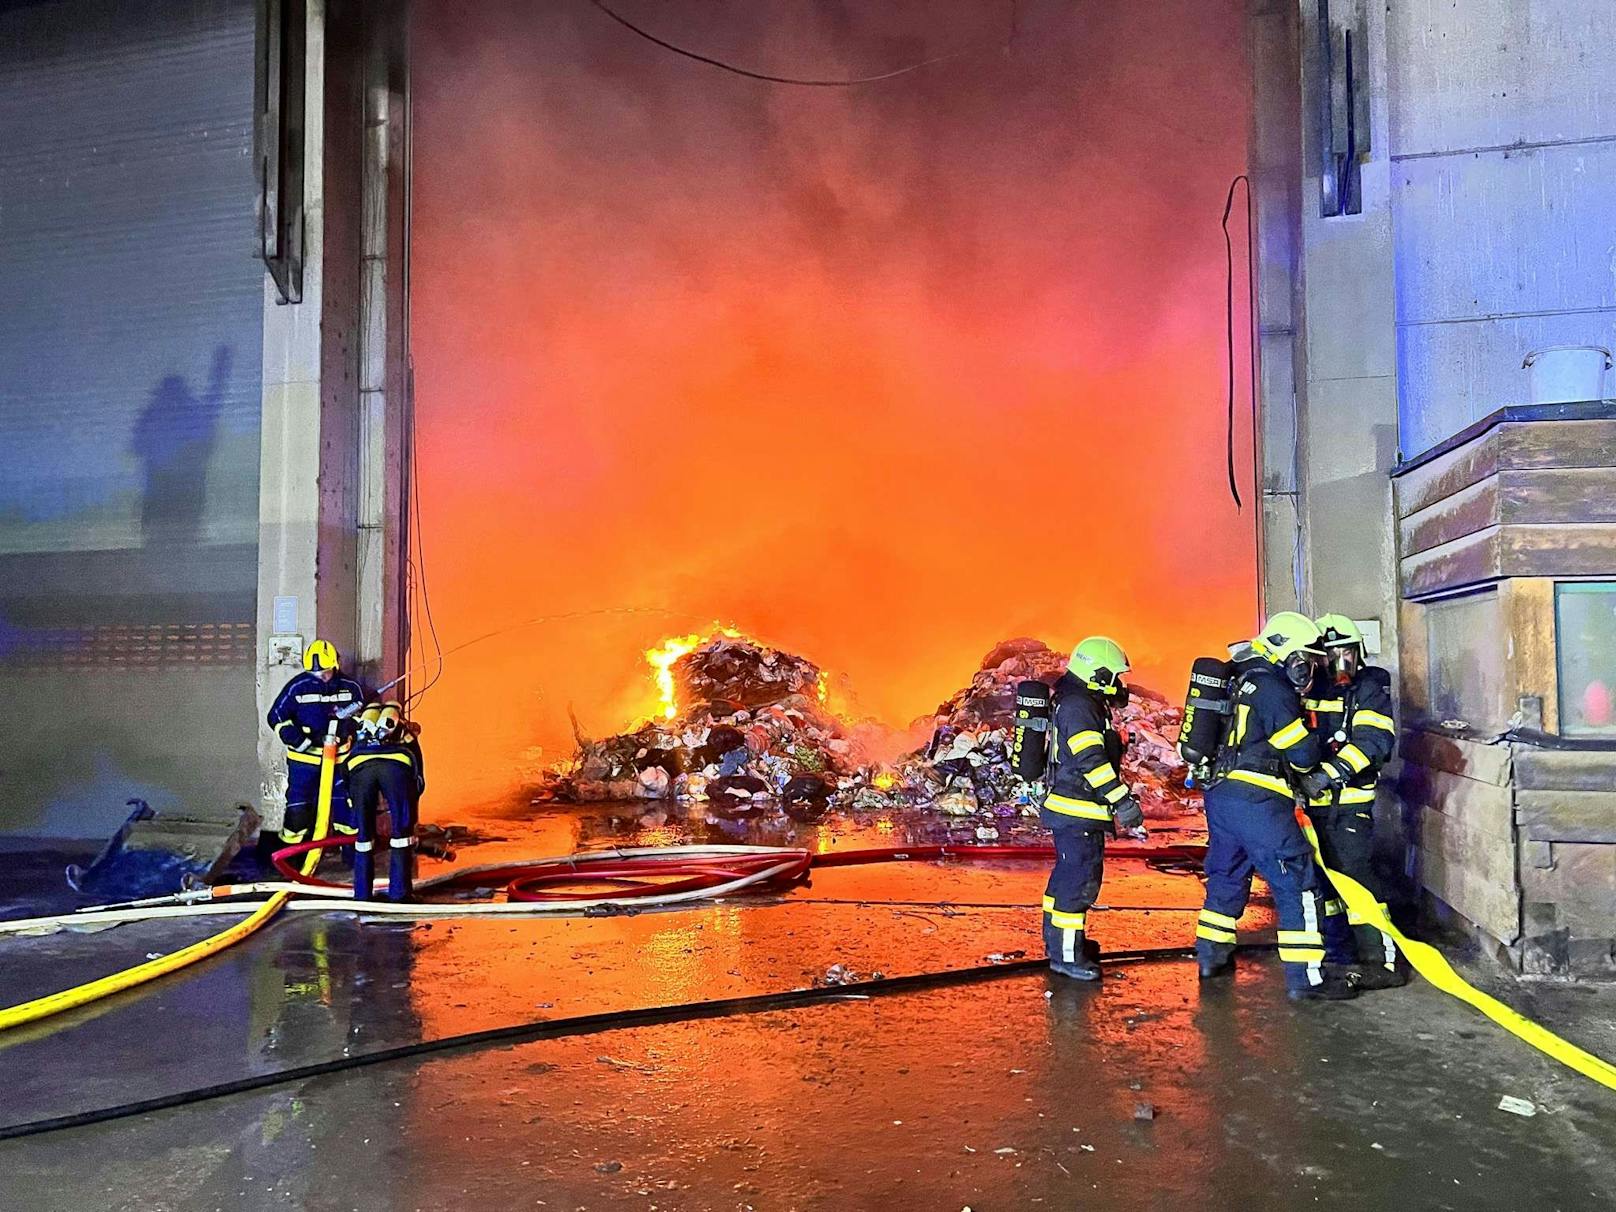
[1300,816,1616,1092]
[0,737,340,1035]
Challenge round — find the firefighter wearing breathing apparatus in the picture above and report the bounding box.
[1194,612,1358,1001]
[266,640,366,845]
[1296,614,1405,989]
[347,701,425,902]
[1034,636,1144,982]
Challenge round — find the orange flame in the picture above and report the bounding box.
[872,771,898,791]
[644,625,742,721]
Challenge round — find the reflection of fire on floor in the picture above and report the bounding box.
[532,633,1196,833]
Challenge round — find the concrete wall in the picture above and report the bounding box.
[1388,0,1616,455]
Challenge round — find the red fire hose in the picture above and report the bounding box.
[269,837,1206,906]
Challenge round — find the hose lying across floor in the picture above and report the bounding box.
[6,805,1616,1099]
[0,737,340,1034]
[0,939,1227,1142]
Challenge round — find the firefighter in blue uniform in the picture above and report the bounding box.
[1298,613,1404,989]
[266,640,366,845]
[1195,612,1358,1001]
[1040,636,1144,981]
[347,701,424,901]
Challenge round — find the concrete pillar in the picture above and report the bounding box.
[254,0,408,828]
[256,0,331,825]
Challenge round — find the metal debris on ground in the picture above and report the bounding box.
[531,635,1192,829]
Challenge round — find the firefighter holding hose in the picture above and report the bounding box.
[1297,614,1405,989]
[1036,636,1145,982]
[266,640,366,846]
[1194,612,1358,1001]
[347,701,425,901]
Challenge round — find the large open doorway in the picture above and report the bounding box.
[408,0,1255,809]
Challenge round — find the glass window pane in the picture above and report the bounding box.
[1556,583,1616,739]
[1425,589,1507,734]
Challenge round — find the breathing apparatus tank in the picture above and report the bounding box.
[1011,680,1053,780]
[1178,657,1235,768]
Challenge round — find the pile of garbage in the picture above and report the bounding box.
[531,634,1191,823]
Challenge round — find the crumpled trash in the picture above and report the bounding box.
[1497,1095,1537,1117]
[531,634,1188,823]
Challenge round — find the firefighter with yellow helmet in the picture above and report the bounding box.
[265,640,366,845]
[1297,613,1404,988]
[1195,612,1358,1001]
[348,700,425,901]
[1039,636,1144,981]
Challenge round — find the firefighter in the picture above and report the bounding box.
[1039,636,1144,981]
[347,700,424,901]
[1195,612,1358,1001]
[266,640,366,845]
[1297,614,1404,989]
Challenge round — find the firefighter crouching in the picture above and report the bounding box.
[1195,612,1358,1001]
[1297,614,1405,989]
[266,640,366,846]
[1037,636,1145,982]
[348,701,425,902]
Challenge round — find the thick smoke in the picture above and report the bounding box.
[410,0,1254,805]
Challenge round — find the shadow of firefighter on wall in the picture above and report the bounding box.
[129,344,231,547]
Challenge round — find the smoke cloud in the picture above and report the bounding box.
[411,0,1254,805]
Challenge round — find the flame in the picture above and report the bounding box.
[816,671,829,705]
[872,771,898,791]
[644,625,742,720]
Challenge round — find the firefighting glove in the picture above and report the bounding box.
[1113,795,1145,833]
[1296,767,1335,800]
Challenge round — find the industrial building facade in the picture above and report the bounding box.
[1,0,1612,975]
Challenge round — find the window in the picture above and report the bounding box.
[1424,589,1507,734]
[1556,583,1616,739]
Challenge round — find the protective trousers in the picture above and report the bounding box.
[1306,805,1399,971]
[1043,824,1105,965]
[1197,786,1327,992]
[280,752,351,844]
[348,760,419,901]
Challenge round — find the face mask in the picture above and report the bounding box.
[1328,647,1361,685]
[1283,652,1316,692]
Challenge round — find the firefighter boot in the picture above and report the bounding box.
[1044,918,1100,981]
[1287,976,1359,1002]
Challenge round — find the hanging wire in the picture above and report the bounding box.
[1221,174,1253,510]
[587,0,1004,87]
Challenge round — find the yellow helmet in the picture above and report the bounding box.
[1250,611,1324,664]
[1315,613,1365,653]
[1069,636,1130,695]
[303,639,339,672]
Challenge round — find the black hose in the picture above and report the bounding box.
[0,942,1270,1142]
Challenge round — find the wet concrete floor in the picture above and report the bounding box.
[3,804,1614,1209]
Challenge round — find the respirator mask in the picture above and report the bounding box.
[1282,651,1318,693]
[1327,645,1361,686]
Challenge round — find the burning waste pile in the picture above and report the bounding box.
[533,632,1192,823]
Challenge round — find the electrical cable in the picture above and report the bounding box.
[1221,173,1252,511]
[586,0,995,88]
[0,940,1233,1142]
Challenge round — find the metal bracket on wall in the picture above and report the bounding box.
[255,0,307,304]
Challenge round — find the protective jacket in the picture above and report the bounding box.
[1213,661,1321,807]
[1304,666,1395,807]
[1040,672,1130,828]
[266,671,366,752]
[348,735,426,795]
